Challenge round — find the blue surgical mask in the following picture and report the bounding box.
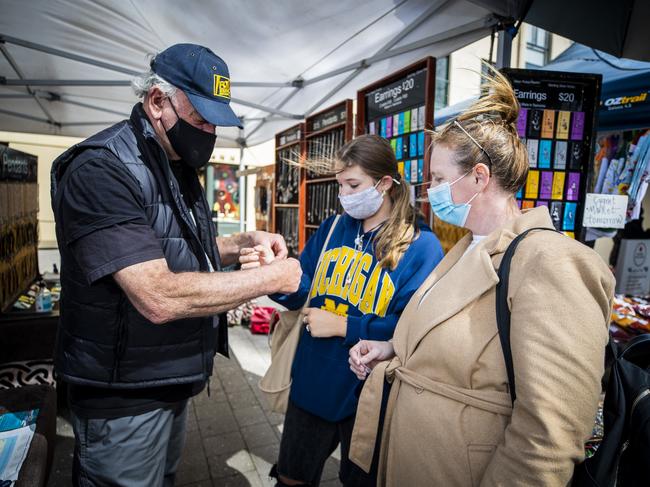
[427,172,479,227]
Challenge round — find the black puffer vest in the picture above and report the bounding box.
[51,104,228,388]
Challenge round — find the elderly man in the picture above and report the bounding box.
[50,44,301,486]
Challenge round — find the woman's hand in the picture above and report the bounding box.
[239,245,275,270]
[247,231,288,259]
[349,340,395,380]
[302,307,347,338]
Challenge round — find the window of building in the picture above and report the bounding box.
[435,56,449,108]
[525,26,550,68]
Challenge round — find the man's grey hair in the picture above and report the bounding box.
[131,53,177,99]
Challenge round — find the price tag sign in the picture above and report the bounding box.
[582,193,628,228]
[365,68,427,120]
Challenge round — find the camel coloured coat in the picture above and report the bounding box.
[350,207,615,486]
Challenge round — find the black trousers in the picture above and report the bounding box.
[272,400,379,486]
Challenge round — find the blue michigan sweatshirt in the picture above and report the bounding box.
[271,213,444,422]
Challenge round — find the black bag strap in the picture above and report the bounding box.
[495,227,561,405]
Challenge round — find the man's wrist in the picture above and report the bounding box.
[228,231,254,252]
[258,260,280,294]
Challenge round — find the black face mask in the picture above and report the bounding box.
[164,99,216,169]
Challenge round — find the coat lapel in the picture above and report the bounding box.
[406,243,499,356]
[412,232,472,303]
[404,207,555,358]
[391,233,471,351]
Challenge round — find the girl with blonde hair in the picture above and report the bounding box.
[243,134,443,486]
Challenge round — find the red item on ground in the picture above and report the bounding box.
[250,306,276,334]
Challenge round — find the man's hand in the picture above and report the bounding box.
[248,231,288,260]
[217,231,288,267]
[239,245,274,270]
[302,307,347,338]
[349,340,395,380]
[267,257,302,294]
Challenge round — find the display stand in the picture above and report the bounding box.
[356,57,436,219]
[0,146,39,313]
[303,100,353,243]
[503,68,602,241]
[273,123,305,257]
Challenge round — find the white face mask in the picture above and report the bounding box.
[339,180,383,220]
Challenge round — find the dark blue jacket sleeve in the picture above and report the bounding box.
[270,215,337,310]
[343,230,444,346]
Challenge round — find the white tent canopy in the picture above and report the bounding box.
[0,0,497,147]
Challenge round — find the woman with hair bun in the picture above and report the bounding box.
[348,68,615,486]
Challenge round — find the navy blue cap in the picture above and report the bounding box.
[151,43,242,128]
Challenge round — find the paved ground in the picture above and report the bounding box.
[46,323,343,487]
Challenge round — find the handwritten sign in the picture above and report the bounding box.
[582,193,628,229]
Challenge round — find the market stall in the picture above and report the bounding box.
[538,45,650,341]
[0,145,58,486]
[270,58,443,252]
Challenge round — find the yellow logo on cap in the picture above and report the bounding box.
[213,75,231,99]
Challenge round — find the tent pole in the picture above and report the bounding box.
[242,116,288,122]
[304,0,452,87]
[304,2,447,114]
[0,43,58,125]
[0,79,289,89]
[305,68,363,116]
[1,79,132,86]
[496,26,514,69]
[0,33,140,76]
[0,107,56,125]
[370,16,496,64]
[381,0,451,50]
[304,14,497,87]
[230,97,301,119]
[0,91,130,117]
[239,143,246,233]
[245,88,302,140]
[52,97,130,117]
[234,81,294,88]
[60,121,121,126]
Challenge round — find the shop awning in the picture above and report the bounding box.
[0,0,498,147]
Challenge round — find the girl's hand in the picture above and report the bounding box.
[239,245,274,269]
[302,307,347,338]
[349,340,395,380]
